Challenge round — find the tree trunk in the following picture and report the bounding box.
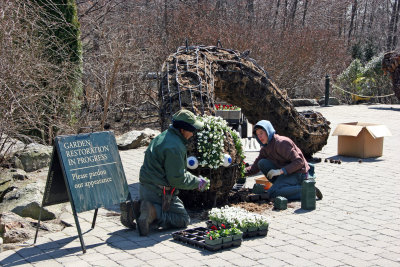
[282,0,288,29]
[100,56,121,130]
[302,0,308,27]
[273,0,280,29]
[163,0,169,47]
[387,0,398,51]
[367,0,376,33]
[392,0,400,49]
[348,0,358,45]
[246,0,254,26]
[290,0,298,27]
[360,1,368,35]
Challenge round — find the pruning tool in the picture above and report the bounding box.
[162,186,175,211]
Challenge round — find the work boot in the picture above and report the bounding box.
[315,187,323,200]
[120,201,137,229]
[137,200,157,236]
[132,200,141,220]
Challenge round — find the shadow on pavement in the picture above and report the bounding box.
[105,228,174,250]
[368,106,400,112]
[0,236,102,267]
[325,155,383,163]
[169,238,248,255]
[293,208,317,214]
[105,224,256,255]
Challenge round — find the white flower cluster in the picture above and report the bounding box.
[197,115,229,169]
[208,206,269,228]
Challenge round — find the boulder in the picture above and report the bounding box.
[116,128,160,150]
[0,178,12,204]
[318,97,341,105]
[0,178,66,221]
[291,99,319,107]
[0,212,65,244]
[8,168,28,181]
[13,143,52,172]
[0,168,28,202]
[0,135,26,159]
[0,212,35,243]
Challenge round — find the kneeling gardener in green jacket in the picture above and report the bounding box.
[120,109,209,236]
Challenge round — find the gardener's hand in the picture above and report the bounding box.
[198,176,209,191]
[244,165,252,176]
[267,169,283,179]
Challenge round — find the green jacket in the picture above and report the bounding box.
[139,126,200,194]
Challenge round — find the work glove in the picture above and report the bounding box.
[244,165,251,176]
[267,169,283,180]
[198,175,209,191]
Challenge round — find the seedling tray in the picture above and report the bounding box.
[171,227,242,251]
[205,221,268,238]
[232,183,244,191]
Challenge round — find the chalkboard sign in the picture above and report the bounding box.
[42,131,130,212]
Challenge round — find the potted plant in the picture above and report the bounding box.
[208,214,218,226]
[258,220,269,231]
[208,206,269,234]
[229,226,243,240]
[219,225,233,243]
[204,230,222,246]
[237,221,248,233]
[247,220,258,233]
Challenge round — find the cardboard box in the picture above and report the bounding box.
[332,122,391,158]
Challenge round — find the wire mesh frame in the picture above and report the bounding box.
[167,46,216,118]
[163,45,248,118]
[211,54,325,141]
[243,58,326,136]
[160,46,326,142]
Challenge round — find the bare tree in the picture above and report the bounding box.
[290,0,298,27]
[4,0,397,150]
[302,0,309,26]
[348,0,358,44]
[0,1,81,146]
[273,0,281,29]
[387,0,400,50]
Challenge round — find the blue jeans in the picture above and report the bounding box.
[258,159,305,201]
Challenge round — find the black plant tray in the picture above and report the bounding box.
[232,183,244,191]
[171,227,242,251]
[205,221,268,238]
[243,228,268,238]
[246,192,270,202]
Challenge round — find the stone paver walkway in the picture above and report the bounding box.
[1,104,400,266]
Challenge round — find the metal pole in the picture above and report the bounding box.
[325,74,330,106]
[34,205,43,244]
[91,208,98,229]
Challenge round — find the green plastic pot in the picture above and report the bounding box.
[248,226,258,232]
[232,233,243,240]
[258,224,268,230]
[205,237,222,245]
[222,236,233,243]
